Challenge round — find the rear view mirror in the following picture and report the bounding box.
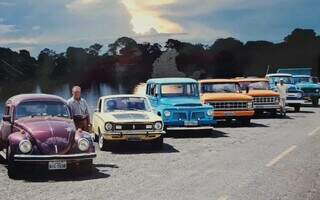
[2,115,11,122]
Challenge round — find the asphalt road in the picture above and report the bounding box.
[1,106,320,200]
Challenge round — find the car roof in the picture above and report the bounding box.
[199,79,240,84]
[234,78,268,82]
[147,77,197,84]
[266,73,292,77]
[99,94,147,100]
[6,93,66,106]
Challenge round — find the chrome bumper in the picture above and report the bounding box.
[104,131,165,135]
[166,126,213,131]
[286,99,305,104]
[14,152,97,162]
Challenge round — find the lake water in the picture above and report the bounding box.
[0,80,146,118]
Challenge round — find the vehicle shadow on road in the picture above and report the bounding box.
[165,130,228,139]
[10,166,110,182]
[215,121,270,128]
[109,142,179,154]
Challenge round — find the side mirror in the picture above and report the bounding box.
[2,115,11,122]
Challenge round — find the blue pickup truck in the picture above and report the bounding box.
[266,73,304,112]
[277,68,320,106]
[145,78,215,131]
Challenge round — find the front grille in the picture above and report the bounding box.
[191,112,206,120]
[301,88,317,93]
[209,101,248,111]
[254,97,277,104]
[173,112,188,120]
[116,124,152,130]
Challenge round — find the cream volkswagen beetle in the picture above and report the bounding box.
[92,95,165,150]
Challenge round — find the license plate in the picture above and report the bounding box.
[127,135,142,141]
[184,121,198,126]
[224,112,235,116]
[48,160,67,170]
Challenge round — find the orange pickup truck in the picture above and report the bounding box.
[235,78,280,115]
[199,79,255,125]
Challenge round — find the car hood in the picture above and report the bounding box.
[15,117,76,154]
[201,93,253,102]
[159,97,203,107]
[246,90,279,97]
[99,111,162,123]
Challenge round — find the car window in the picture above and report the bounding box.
[201,83,240,93]
[239,81,270,90]
[104,97,150,112]
[161,83,199,97]
[268,76,293,84]
[15,101,70,119]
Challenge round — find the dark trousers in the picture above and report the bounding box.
[74,116,90,132]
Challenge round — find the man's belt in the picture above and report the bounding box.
[73,115,88,121]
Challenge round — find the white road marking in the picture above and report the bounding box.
[217,195,228,200]
[266,145,297,167]
[308,126,320,136]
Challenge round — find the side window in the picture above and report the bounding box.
[150,84,157,97]
[146,84,150,95]
[4,106,10,116]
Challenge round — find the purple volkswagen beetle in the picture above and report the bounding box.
[0,94,96,178]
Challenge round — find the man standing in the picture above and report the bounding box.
[67,86,91,131]
[276,79,288,116]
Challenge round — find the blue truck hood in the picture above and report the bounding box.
[159,97,203,107]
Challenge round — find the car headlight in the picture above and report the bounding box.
[78,138,90,151]
[105,122,113,131]
[316,89,320,93]
[154,122,163,130]
[207,109,213,116]
[19,140,32,153]
[247,102,253,108]
[164,111,171,117]
[296,93,302,98]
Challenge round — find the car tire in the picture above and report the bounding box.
[6,145,20,179]
[270,109,277,117]
[312,98,319,107]
[152,137,163,150]
[98,134,109,151]
[294,105,301,112]
[239,117,251,126]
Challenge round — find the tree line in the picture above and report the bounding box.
[0,28,320,85]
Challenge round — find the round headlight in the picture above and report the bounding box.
[19,140,32,154]
[316,89,320,93]
[164,111,171,117]
[78,138,90,151]
[154,122,163,130]
[207,109,213,116]
[296,93,302,98]
[105,122,113,131]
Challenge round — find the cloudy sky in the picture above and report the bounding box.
[0,0,319,56]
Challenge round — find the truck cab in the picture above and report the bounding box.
[199,79,255,125]
[235,78,280,115]
[266,73,304,112]
[145,78,215,132]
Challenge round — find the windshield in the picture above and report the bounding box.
[292,76,311,84]
[239,81,270,90]
[201,83,240,93]
[161,83,199,97]
[104,97,150,112]
[268,76,293,84]
[16,101,70,119]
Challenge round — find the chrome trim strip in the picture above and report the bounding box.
[14,152,96,162]
[166,126,213,131]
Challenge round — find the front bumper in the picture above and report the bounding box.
[14,152,97,162]
[164,119,215,131]
[286,99,305,105]
[214,110,255,118]
[102,131,165,141]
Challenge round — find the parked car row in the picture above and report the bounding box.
[0,74,317,179]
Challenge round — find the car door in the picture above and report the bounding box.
[92,98,102,133]
[147,83,159,108]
